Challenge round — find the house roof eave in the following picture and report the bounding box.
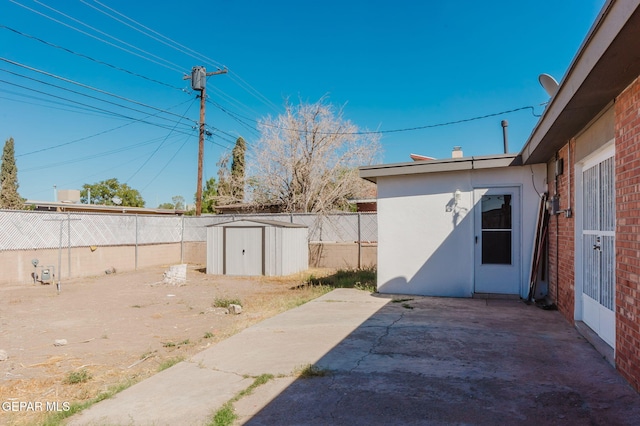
[359,154,521,183]
[521,0,640,164]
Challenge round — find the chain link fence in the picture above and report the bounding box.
[0,210,377,251]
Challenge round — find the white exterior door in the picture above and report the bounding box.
[474,187,521,294]
[581,152,615,348]
[225,227,264,276]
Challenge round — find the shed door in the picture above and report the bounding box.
[581,153,615,348]
[474,187,521,294]
[224,227,264,276]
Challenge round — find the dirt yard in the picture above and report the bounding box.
[0,264,329,425]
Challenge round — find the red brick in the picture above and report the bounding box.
[615,77,640,392]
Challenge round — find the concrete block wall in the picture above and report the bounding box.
[0,244,181,286]
[183,242,206,265]
[309,243,377,269]
[547,141,576,324]
[615,76,640,392]
[186,241,377,270]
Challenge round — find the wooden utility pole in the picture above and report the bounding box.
[183,66,227,216]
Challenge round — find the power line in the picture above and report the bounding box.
[0,67,197,133]
[8,0,184,74]
[141,134,192,191]
[0,90,125,118]
[0,78,197,137]
[206,99,261,139]
[24,0,282,118]
[0,58,197,125]
[14,98,195,157]
[78,0,281,115]
[226,105,542,136]
[125,99,197,183]
[207,85,264,120]
[0,25,185,92]
[32,0,186,73]
[9,0,282,125]
[227,72,281,113]
[20,133,187,172]
[80,0,225,70]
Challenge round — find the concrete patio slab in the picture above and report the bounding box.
[69,289,640,425]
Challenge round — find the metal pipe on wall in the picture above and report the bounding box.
[501,120,509,154]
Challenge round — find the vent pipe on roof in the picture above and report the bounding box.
[452,146,463,158]
[501,120,509,154]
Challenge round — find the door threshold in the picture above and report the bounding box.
[575,321,615,367]
[473,293,520,300]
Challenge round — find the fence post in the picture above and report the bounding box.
[135,215,138,270]
[180,216,185,263]
[357,212,362,269]
[67,212,71,278]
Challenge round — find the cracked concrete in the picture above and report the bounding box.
[69,289,640,425]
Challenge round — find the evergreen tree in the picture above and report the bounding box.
[0,137,24,210]
[231,137,246,201]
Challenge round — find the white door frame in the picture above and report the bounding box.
[574,141,615,349]
[473,186,522,295]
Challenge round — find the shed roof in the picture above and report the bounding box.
[207,219,307,228]
[359,154,521,183]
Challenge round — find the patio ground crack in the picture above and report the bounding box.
[329,311,405,422]
[349,311,405,373]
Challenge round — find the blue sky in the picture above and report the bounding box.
[1,0,604,206]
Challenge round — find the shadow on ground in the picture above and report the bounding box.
[239,295,640,425]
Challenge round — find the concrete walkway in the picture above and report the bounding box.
[70,289,640,425]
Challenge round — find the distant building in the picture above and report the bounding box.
[25,200,184,215]
[214,202,285,215]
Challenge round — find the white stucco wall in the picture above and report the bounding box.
[376,164,546,297]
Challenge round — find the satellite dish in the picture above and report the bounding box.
[112,196,122,205]
[539,73,559,97]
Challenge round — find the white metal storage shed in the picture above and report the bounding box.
[206,219,308,276]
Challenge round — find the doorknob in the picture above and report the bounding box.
[475,236,478,244]
[593,236,601,251]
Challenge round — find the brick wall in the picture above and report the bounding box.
[615,76,640,392]
[547,141,576,323]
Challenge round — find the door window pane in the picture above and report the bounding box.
[482,231,512,264]
[481,195,512,264]
[481,195,511,229]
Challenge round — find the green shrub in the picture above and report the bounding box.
[306,267,377,292]
[213,297,242,308]
[65,369,91,384]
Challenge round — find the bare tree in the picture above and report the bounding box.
[249,97,381,213]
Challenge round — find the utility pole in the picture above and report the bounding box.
[183,66,227,216]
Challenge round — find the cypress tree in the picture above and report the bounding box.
[230,136,246,201]
[0,137,24,209]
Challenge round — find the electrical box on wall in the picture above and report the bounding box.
[548,195,561,215]
[555,158,564,176]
